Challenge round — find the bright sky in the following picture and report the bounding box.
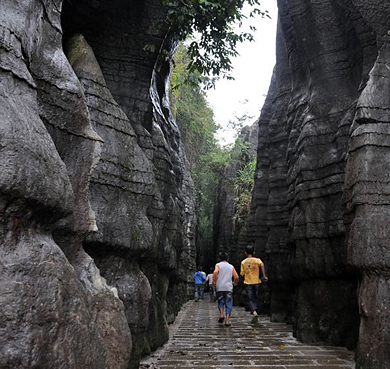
[206,1,278,145]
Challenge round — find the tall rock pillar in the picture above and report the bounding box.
[345,23,390,369]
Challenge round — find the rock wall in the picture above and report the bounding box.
[254,0,390,367]
[0,1,195,368]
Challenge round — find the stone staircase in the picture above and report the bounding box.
[140,300,355,368]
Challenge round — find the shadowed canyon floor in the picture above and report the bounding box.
[140,300,355,368]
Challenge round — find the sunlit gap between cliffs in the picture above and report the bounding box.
[206,0,278,145]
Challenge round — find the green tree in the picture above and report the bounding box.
[163,0,269,88]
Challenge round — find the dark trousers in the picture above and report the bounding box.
[245,283,260,313]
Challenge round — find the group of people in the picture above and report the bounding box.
[194,267,218,302]
[193,245,268,327]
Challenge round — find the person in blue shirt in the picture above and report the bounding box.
[194,266,206,301]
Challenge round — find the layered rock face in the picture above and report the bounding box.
[254,0,390,367]
[0,1,195,368]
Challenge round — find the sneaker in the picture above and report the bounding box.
[224,322,231,327]
[251,315,259,324]
[195,296,198,302]
[218,317,224,323]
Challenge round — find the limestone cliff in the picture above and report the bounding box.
[253,0,390,367]
[0,1,195,368]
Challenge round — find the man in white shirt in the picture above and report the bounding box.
[212,252,239,327]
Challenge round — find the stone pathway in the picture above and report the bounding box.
[140,300,355,368]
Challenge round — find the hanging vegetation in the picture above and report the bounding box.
[163,0,269,88]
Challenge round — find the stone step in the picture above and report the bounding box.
[140,300,355,368]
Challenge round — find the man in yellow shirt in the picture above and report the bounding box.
[240,245,268,324]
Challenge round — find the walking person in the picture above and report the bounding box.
[240,245,268,324]
[194,266,206,302]
[206,268,216,302]
[213,252,239,327]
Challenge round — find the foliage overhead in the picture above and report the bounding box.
[162,0,269,88]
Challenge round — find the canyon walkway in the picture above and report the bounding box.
[140,300,355,368]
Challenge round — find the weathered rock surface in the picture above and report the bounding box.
[0,0,195,368]
[2,0,390,368]
[253,0,390,367]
